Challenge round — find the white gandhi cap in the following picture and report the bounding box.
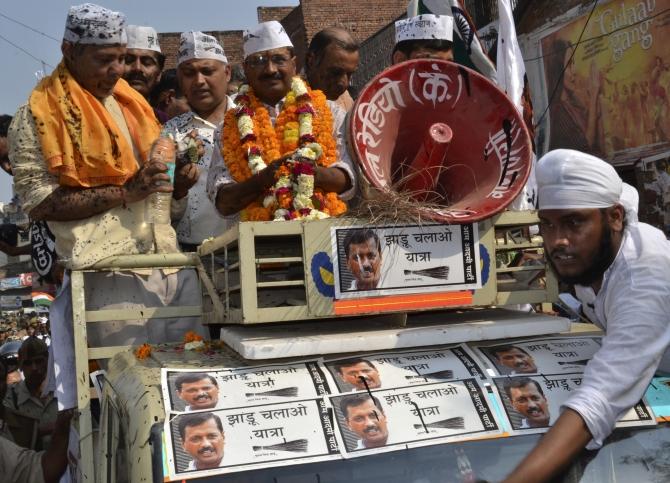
[536,149,623,210]
[395,14,453,44]
[243,20,293,58]
[63,3,126,45]
[177,31,227,66]
[126,25,161,53]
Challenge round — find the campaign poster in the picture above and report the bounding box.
[162,362,331,412]
[164,399,339,479]
[493,373,655,434]
[329,379,501,457]
[331,223,480,299]
[322,345,487,393]
[470,337,603,376]
[539,0,670,161]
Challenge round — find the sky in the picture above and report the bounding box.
[0,0,299,203]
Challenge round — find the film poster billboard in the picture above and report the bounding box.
[540,0,670,162]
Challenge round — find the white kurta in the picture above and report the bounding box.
[563,221,670,449]
[161,98,236,245]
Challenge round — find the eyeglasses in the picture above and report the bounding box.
[245,54,291,69]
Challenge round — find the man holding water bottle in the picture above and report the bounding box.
[6,3,206,411]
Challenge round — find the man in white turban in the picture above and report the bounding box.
[504,149,670,482]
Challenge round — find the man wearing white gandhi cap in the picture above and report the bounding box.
[8,2,206,414]
[123,25,165,109]
[207,20,357,220]
[161,31,233,250]
[392,14,454,64]
[504,149,670,483]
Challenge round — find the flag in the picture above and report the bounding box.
[496,0,537,210]
[407,0,497,82]
[31,291,54,307]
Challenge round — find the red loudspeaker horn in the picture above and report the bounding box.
[349,59,533,223]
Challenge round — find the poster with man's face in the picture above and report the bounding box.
[494,374,655,434]
[329,379,501,457]
[471,337,603,376]
[165,400,340,478]
[322,346,487,393]
[162,363,332,413]
[331,223,481,299]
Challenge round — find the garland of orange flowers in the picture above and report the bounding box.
[222,77,347,221]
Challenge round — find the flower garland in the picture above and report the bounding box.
[222,76,347,221]
[134,331,219,360]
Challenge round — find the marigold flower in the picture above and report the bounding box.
[134,343,152,360]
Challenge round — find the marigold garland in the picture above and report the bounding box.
[134,343,152,360]
[222,77,346,221]
[183,331,203,343]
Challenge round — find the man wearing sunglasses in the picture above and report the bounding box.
[207,21,357,219]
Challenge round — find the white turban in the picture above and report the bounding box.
[177,31,227,66]
[63,3,126,45]
[395,14,454,44]
[243,21,293,58]
[619,182,639,223]
[536,149,622,210]
[127,25,161,53]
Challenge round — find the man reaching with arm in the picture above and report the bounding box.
[503,149,670,482]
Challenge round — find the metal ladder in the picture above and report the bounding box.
[70,252,220,482]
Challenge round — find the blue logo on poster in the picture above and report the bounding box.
[479,244,490,286]
[311,251,335,298]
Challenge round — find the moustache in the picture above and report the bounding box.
[194,393,211,401]
[260,72,283,82]
[363,424,379,434]
[126,72,148,83]
[198,445,215,455]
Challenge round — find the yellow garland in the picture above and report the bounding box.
[221,80,346,221]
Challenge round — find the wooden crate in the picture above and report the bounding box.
[199,211,557,324]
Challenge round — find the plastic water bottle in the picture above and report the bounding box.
[148,136,176,225]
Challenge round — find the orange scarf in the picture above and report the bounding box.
[29,61,160,188]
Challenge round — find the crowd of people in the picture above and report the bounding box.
[0,2,667,483]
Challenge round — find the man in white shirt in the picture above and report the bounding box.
[504,149,670,482]
[503,377,550,429]
[162,32,234,250]
[207,21,357,219]
[178,412,225,471]
[333,358,382,391]
[340,393,389,450]
[175,373,220,411]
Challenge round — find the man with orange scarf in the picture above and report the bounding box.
[206,21,357,222]
[7,3,205,412]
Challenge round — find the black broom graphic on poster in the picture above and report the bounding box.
[245,387,299,398]
[557,359,589,366]
[404,266,450,280]
[405,369,454,380]
[252,439,309,453]
[412,416,465,431]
